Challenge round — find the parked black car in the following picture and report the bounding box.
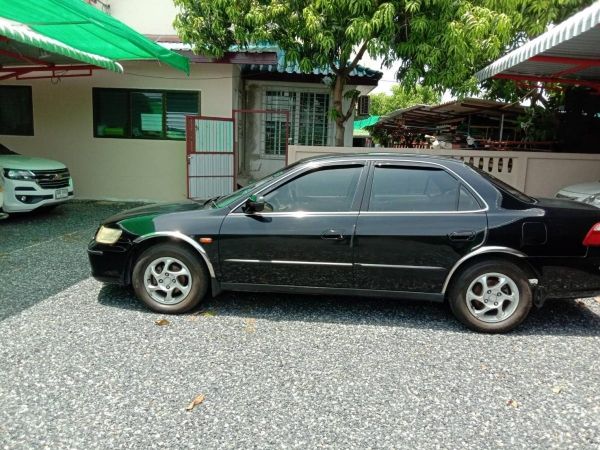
[88,153,600,333]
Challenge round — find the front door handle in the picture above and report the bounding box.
[449,231,476,241]
[321,229,345,240]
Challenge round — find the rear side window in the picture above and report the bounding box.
[368,165,480,212]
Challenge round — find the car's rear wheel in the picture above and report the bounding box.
[448,259,532,333]
[132,243,208,313]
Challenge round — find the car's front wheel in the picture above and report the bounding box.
[132,243,208,313]
[448,259,532,333]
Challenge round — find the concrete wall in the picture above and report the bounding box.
[106,0,179,35]
[288,146,600,198]
[0,62,235,202]
[242,80,355,181]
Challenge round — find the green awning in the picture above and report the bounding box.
[0,17,122,72]
[354,115,380,130]
[0,0,189,74]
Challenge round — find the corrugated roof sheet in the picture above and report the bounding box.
[475,2,600,81]
[243,50,382,78]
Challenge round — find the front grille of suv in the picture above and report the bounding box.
[32,169,70,189]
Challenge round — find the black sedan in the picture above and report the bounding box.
[88,153,600,333]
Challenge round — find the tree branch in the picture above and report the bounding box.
[348,41,369,72]
[341,92,360,123]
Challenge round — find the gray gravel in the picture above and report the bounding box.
[1,201,600,449]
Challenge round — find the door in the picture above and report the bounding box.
[219,162,367,288]
[355,162,487,293]
[186,116,235,199]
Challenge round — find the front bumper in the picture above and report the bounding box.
[88,239,133,285]
[2,178,74,213]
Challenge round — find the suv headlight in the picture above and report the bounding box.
[95,225,123,244]
[3,168,35,181]
[582,194,600,206]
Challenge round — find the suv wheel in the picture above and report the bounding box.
[448,259,532,333]
[132,243,208,313]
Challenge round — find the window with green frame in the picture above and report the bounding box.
[93,88,199,140]
[0,86,34,136]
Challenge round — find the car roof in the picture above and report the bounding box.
[297,152,465,166]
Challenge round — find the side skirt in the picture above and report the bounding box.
[219,282,445,303]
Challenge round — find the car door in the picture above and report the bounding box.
[218,161,367,288]
[355,161,487,293]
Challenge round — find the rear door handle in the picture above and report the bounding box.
[321,229,345,240]
[449,231,476,241]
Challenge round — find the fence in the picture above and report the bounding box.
[288,146,600,198]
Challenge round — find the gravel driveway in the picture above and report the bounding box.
[1,201,599,449]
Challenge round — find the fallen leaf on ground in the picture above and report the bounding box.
[155,318,170,326]
[244,318,256,333]
[552,386,564,394]
[575,300,588,309]
[193,309,216,317]
[507,399,519,408]
[594,296,600,304]
[186,394,205,411]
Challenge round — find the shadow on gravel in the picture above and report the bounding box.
[0,201,145,322]
[98,284,600,337]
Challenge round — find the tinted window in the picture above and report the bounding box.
[263,165,362,212]
[458,185,481,211]
[93,88,199,140]
[369,166,464,212]
[0,86,33,136]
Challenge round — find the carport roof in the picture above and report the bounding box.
[0,0,189,75]
[475,2,600,90]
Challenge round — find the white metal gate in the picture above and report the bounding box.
[186,115,235,199]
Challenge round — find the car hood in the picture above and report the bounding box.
[104,201,206,224]
[0,155,67,171]
[558,182,600,196]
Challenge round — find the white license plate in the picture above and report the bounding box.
[55,188,68,199]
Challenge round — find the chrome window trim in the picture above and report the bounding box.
[133,231,216,278]
[224,258,352,267]
[356,263,445,270]
[228,157,489,216]
[228,211,358,217]
[441,245,527,294]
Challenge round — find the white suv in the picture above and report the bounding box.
[0,144,74,214]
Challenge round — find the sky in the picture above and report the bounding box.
[362,54,455,102]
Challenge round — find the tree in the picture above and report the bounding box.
[370,84,440,116]
[174,0,593,146]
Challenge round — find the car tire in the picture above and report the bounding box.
[448,259,532,333]
[132,243,208,314]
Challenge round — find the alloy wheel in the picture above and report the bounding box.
[465,272,520,323]
[143,257,192,305]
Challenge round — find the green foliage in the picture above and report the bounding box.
[173,0,594,142]
[370,84,441,116]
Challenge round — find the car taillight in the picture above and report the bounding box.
[583,222,600,246]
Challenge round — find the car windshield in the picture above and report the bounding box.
[0,144,18,155]
[472,166,536,203]
[212,161,302,209]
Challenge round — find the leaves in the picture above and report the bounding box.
[506,399,520,408]
[154,318,170,326]
[186,394,206,411]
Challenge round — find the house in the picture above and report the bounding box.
[0,0,381,202]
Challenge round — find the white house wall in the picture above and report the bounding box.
[242,80,356,181]
[105,0,179,35]
[0,61,236,201]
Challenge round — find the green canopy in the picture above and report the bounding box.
[0,0,189,74]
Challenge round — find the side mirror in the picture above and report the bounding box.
[243,195,266,213]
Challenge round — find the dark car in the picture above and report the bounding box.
[88,153,600,333]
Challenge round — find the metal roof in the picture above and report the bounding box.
[243,50,382,79]
[475,2,600,87]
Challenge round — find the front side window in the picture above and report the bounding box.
[93,88,199,140]
[368,165,480,212]
[263,165,362,212]
[0,86,33,136]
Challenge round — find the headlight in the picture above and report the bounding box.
[582,194,600,206]
[3,168,35,180]
[95,225,123,244]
